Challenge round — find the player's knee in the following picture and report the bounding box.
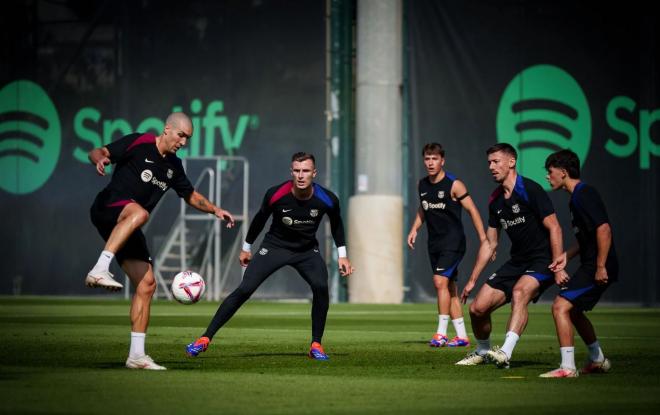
[132,208,149,226]
[469,302,487,319]
[138,276,156,296]
[552,298,571,316]
[433,277,449,290]
[511,286,532,304]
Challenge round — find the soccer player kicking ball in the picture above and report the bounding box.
[456,143,568,368]
[540,149,618,378]
[407,143,490,348]
[86,112,235,370]
[187,152,354,360]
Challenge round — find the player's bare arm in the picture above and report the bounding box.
[461,226,499,304]
[543,213,568,284]
[88,147,111,176]
[407,207,425,249]
[595,223,612,285]
[185,191,235,228]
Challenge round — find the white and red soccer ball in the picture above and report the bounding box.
[171,271,206,304]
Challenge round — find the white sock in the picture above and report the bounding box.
[437,315,449,336]
[452,317,468,339]
[587,341,604,362]
[476,338,491,356]
[560,346,576,370]
[91,250,114,274]
[129,332,146,358]
[500,331,520,359]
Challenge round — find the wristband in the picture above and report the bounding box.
[242,242,252,252]
[337,246,347,258]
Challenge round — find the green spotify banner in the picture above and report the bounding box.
[407,1,659,304]
[0,1,325,295]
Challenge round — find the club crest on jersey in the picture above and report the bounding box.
[259,248,269,255]
[141,169,153,182]
[438,191,445,199]
[500,218,508,230]
[310,209,319,217]
[512,204,520,213]
[282,216,293,226]
[167,169,173,179]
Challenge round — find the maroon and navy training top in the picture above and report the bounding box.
[96,133,194,212]
[246,180,346,252]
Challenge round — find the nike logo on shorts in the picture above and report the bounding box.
[282,209,293,212]
[145,158,154,163]
[420,192,428,196]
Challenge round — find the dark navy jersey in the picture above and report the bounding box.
[96,133,194,212]
[488,175,554,262]
[246,181,346,251]
[570,182,618,279]
[418,173,466,253]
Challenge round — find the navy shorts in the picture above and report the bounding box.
[89,195,152,265]
[485,258,554,303]
[428,250,464,280]
[558,266,613,311]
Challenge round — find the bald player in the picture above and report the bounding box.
[86,112,235,370]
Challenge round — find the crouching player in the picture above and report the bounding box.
[542,149,618,378]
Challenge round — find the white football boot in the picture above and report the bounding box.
[539,367,578,378]
[125,355,166,370]
[455,351,487,366]
[85,270,123,291]
[486,346,510,368]
[580,358,611,374]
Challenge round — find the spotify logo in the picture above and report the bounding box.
[141,169,153,182]
[0,80,61,194]
[496,65,591,189]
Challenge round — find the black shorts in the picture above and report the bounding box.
[428,250,464,280]
[558,266,613,311]
[485,258,554,303]
[89,196,152,265]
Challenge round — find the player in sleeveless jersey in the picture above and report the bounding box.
[86,112,235,370]
[407,143,489,348]
[187,152,353,360]
[540,149,618,378]
[456,143,568,368]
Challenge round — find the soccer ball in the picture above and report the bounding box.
[171,271,206,304]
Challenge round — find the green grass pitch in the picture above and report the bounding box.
[1,297,659,414]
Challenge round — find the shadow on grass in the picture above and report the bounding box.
[234,352,348,358]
